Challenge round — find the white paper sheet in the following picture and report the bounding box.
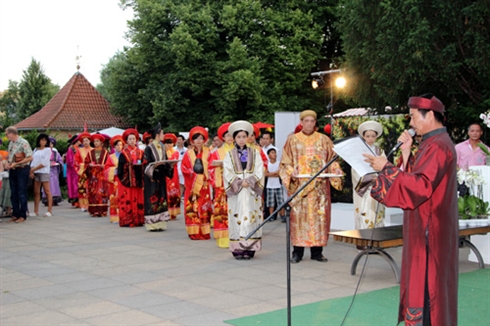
[333,136,377,177]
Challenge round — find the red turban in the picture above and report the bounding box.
[164,133,177,144]
[123,128,140,142]
[110,135,124,148]
[294,124,303,133]
[324,124,332,135]
[189,126,208,143]
[217,122,231,141]
[408,96,445,113]
[90,133,105,143]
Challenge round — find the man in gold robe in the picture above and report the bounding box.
[279,110,343,263]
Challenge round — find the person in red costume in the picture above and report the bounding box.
[364,94,458,326]
[84,133,109,217]
[181,126,213,240]
[117,128,145,227]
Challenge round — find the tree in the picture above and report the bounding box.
[0,80,20,126]
[337,0,490,142]
[100,0,342,132]
[17,58,59,120]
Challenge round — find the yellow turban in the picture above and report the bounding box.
[300,110,317,120]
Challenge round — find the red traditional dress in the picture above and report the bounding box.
[181,148,213,240]
[104,152,120,223]
[208,145,233,248]
[74,145,92,210]
[84,148,109,217]
[371,128,458,325]
[165,148,181,220]
[117,145,145,227]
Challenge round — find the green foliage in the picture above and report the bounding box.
[477,143,490,156]
[337,0,490,143]
[54,138,70,156]
[0,80,20,126]
[22,129,41,150]
[17,58,59,121]
[459,195,490,219]
[101,0,342,131]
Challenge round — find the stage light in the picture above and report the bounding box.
[311,77,324,89]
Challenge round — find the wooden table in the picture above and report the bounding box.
[330,225,490,283]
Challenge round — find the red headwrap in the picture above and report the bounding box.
[110,135,124,148]
[294,124,303,133]
[164,133,177,144]
[408,96,445,113]
[143,132,152,142]
[90,133,105,143]
[324,124,332,135]
[189,126,208,143]
[123,128,140,142]
[217,122,231,141]
[78,132,91,142]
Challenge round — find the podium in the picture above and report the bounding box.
[468,165,490,264]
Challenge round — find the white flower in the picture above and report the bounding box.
[458,169,486,187]
[481,111,490,129]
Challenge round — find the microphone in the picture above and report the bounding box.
[386,128,416,158]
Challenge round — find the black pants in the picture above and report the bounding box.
[292,246,323,259]
[10,166,30,219]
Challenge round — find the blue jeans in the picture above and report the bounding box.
[10,166,30,219]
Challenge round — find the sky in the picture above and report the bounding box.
[0,0,134,91]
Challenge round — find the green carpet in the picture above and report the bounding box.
[225,269,490,326]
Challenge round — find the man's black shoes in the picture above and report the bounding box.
[311,255,328,262]
[290,254,302,263]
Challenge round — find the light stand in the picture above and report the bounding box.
[311,69,344,140]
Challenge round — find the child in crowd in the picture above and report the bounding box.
[265,148,285,222]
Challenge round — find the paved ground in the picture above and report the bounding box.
[0,201,482,325]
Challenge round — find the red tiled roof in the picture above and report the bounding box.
[15,72,131,131]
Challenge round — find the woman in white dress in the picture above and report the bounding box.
[223,120,264,260]
[352,121,386,237]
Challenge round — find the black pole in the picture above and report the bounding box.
[245,154,340,326]
[285,204,292,326]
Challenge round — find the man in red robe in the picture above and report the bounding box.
[364,94,458,326]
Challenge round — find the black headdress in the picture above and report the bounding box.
[151,122,162,139]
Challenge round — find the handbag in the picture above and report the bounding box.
[14,152,25,163]
[193,158,204,174]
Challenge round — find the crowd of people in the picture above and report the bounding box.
[1,95,489,324]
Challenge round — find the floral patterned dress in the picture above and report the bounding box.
[117,145,144,227]
[143,141,173,231]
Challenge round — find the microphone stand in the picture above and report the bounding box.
[245,154,339,326]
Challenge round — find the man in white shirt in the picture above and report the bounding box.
[261,131,276,160]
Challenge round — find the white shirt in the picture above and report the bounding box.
[174,145,188,181]
[266,160,281,189]
[31,148,51,174]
